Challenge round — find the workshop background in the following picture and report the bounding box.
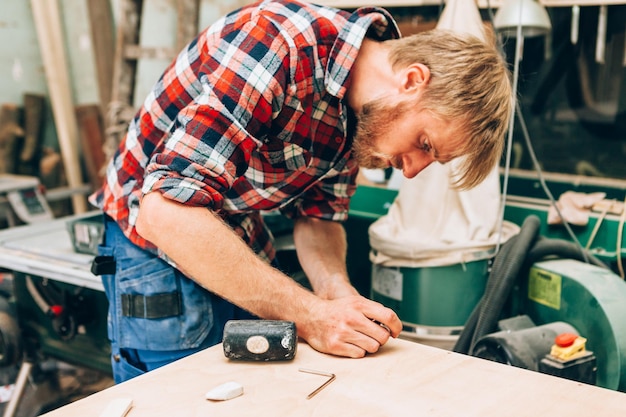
[0,0,626,216]
[0,0,625,416]
[0,1,251,415]
[1,1,625,215]
[0,0,252,218]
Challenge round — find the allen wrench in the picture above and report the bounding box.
[298,368,336,399]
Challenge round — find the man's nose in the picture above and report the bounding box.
[401,153,435,178]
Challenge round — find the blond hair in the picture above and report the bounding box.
[387,29,513,189]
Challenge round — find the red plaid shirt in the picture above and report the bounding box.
[90,0,399,262]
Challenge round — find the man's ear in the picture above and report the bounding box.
[401,63,430,93]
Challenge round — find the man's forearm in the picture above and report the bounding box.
[293,217,359,299]
[135,192,319,322]
[135,192,402,358]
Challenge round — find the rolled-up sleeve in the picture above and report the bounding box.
[142,17,291,210]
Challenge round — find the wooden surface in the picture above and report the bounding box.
[86,0,115,113]
[30,0,87,214]
[40,338,626,416]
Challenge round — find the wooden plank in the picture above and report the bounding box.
[176,0,200,50]
[39,339,626,416]
[20,94,44,163]
[123,44,177,61]
[0,104,23,174]
[104,0,203,161]
[86,0,115,115]
[75,104,106,190]
[30,0,87,214]
[110,0,143,108]
[105,0,144,160]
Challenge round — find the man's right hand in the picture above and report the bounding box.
[297,295,402,358]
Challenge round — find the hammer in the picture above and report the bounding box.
[222,320,297,361]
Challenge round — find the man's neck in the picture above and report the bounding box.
[346,38,395,112]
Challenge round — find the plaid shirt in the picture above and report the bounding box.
[90,0,399,262]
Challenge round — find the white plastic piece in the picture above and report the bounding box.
[0,384,15,403]
[570,5,579,45]
[99,398,133,417]
[205,381,244,401]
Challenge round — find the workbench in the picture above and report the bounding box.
[40,338,625,416]
[0,208,625,416]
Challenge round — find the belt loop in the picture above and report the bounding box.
[121,292,182,319]
[121,293,133,317]
[91,256,116,275]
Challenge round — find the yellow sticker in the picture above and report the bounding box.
[528,268,561,310]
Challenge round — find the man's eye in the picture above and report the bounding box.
[421,141,432,153]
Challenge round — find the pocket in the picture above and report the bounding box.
[115,253,214,351]
[256,141,310,173]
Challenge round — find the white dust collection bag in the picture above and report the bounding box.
[368,0,519,268]
[369,161,519,267]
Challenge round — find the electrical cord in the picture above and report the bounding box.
[616,195,626,278]
[515,100,590,263]
[484,1,590,264]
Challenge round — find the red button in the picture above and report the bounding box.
[50,305,64,316]
[555,333,578,347]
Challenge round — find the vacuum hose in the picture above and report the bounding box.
[453,215,608,355]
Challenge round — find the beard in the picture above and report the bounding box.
[351,97,410,170]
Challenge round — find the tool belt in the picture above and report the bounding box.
[91,255,182,319]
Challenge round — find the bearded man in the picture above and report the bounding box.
[90,0,512,383]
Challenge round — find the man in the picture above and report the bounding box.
[90,0,512,383]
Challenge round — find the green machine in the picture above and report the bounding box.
[346,180,626,393]
[516,259,626,391]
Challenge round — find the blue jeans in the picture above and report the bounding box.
[99,216,255,383]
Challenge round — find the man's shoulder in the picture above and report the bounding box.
[255,0,347,21]
[221,0,349,43]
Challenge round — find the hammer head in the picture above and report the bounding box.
[222,320,297,361]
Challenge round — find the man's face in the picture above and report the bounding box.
[352,97,466,179]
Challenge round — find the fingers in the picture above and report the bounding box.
[355,297,403,339]
[327,319,391,356]
[303,296,402,358]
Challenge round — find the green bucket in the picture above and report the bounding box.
[370,260,489,330]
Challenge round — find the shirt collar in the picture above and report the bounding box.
[325,7,401,99]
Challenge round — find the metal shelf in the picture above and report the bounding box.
[310,0,626,8]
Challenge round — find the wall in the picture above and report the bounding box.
[0,0,250,152]
[1,1,624,194]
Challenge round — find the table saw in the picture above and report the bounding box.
[0,212,109,372]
